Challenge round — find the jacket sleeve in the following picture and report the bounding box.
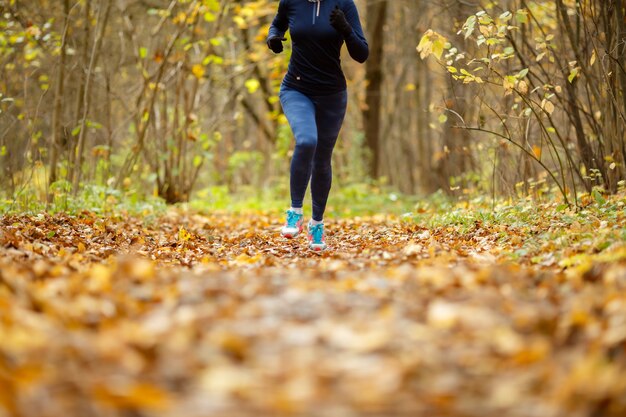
[267,0,289,41]
[342,0,369,63]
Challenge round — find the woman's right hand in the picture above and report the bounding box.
[267,36,287,53]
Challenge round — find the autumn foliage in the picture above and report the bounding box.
[2,0,626,415]
[2,195,626,416]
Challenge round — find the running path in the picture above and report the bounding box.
[1,211,625,417]
[0,210,513,270]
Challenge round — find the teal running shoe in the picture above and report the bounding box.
[307,222,327,251]
[281,209,304,238]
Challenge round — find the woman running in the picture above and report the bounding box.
[267,0,369,251]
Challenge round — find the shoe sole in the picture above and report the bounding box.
[282,227,303,239]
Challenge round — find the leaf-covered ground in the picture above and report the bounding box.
[1,198,626,417]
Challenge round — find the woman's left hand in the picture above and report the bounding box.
[330,5,352,37]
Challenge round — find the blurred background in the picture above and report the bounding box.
[1,0,624,212]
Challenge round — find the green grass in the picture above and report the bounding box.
[0,183,168,220]
[404,190,626,266]
[187,181,420,218]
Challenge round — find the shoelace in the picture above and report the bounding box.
[286,210,301,228]
[309,224,324,243]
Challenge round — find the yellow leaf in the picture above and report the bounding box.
[235,253,263,264]
[542,100,555,115]
[518,80,528,94]
[233,15,246,29]
[13,364,43,388]
[244,78,260,94]
[431,37,446,60]
[417,29,448,60]
[513,339,549,364]
[590,50,596,67]
[118,258,156,281]
[503,75,516,93]
[192,64,205,80]
[88,264,112,292]
[178,226,192,242]
[571,310,590,325]
[568,67,580,83]
[93,383,171,410]
[532,145,542,159]
[173,12,186,25]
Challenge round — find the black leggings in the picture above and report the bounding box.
[279,85,348,221]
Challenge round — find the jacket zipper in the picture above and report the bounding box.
[312,0,320,25]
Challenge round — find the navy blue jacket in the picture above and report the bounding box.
[268,0,369,95]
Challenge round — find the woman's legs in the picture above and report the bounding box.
[279,86,347,222]
[310,90,348,222]
[279,87,318,210]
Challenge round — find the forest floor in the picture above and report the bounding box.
[1,196,626,417]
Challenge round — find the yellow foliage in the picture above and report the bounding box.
[191,64,205,80]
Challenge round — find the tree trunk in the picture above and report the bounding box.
[614,0,626,179]
[72,0,112,192]
[69,0,91,172]
[364,0,387,178]
[615,0,626,125]
[49,0,70,197]
[556,0,597,192]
